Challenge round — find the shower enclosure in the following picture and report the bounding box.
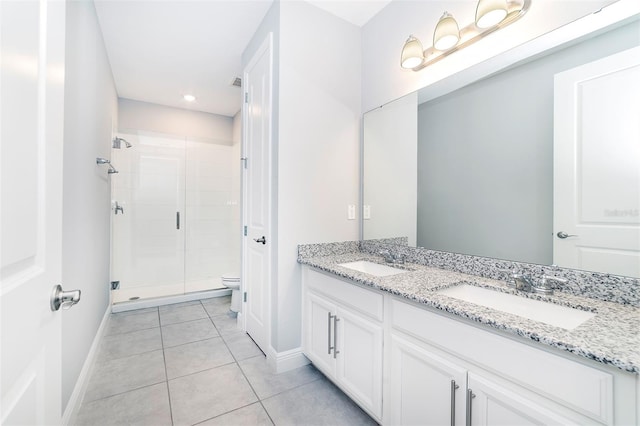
[110,130,240,304]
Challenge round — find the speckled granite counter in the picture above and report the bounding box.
[299,250,640,374]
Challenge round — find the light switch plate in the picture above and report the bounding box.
[363,205,371,220]
[348,204,356,220]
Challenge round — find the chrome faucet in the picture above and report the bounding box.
[379,249,406,264]
[510,273,534,292]
[533,275,568,295]
[504,270,567,296]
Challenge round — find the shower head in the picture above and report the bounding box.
[96,157,118,174]
[112,137,132,149]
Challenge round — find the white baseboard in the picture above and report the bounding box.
[267,346,310,374]
[61,306,111,425]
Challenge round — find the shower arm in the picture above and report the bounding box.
[112,137,132,149]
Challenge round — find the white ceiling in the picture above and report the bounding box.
[94,0,391,118]
[306,0,392,27]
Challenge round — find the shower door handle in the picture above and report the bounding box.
[176,212,180,230]
[114,201,124,215]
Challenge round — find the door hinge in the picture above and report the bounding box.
[111,280,120,290]
[244,92,248,103]
[243,225,248,236]
[244,292,247,302]
[241,157,248,169]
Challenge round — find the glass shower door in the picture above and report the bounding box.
[111,131,186,303]
[184,138,238,293]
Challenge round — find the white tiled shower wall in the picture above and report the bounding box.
[111,130,240,302]
[111,99,241,302]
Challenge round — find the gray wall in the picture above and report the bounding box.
[417,20,640,264]
[62,0,118,412]
[118,98,234,143]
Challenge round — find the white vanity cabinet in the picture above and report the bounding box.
[302,268,384,421]
[301,265,638,425]
[467,372,582,425]
[388,333,467,425]
[388,297,636,426]
[388,331,585,425]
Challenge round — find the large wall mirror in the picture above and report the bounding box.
[363,8,640,278]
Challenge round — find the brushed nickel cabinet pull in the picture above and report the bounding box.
[466,388,475,426]
[451,380,459,426]
[327,312,333,355]
[333,317,340,359]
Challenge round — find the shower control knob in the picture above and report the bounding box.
[254,236,266,245]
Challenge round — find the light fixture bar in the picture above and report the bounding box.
[408,0,531,72]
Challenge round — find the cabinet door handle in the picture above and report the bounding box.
[451,380,459,426]
[466,389,475,426]
[327,312,334,355]
[176,212,180,230]
[333,316,340,359]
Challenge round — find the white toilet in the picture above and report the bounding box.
[221,274,241,313]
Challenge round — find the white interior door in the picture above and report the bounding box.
[554,46,640,278]
[1,0,66,423]
[242,34,272,354]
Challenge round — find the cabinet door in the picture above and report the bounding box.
[335,307,383,419]
[389,334,467,426]
[304,292,336,374]
[468,373,579,426]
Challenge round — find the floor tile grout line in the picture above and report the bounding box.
[257,374,324,402]
[166,359,238,382]
[158,308,175,426]
[162,315,218,328]
[224,343,276,426]
[93,346,165,366]
[203,307,276,424]
[86,296,270,425]
[80,379,168,405]
[163,333,224,350]
[191,401,273,426]
[182,300,271,425]
[103,323,159,337]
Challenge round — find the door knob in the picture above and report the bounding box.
[50,284,81,311]
[253,236,266,244]
[556,231,578,239]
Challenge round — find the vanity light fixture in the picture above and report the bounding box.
[400,35,425,69]
[476,0,509,29]
[433,12,460,51]
[400,0,531,71]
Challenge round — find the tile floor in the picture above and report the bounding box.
[75,296,377,426]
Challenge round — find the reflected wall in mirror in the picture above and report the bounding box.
[363,16,640,278]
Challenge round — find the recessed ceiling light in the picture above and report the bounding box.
[183,94,196,102]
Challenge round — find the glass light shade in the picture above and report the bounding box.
[475,0,508,28]
[433,12,460,51]
[400,35,425,69]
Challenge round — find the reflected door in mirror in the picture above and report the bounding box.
[554,46,640,278]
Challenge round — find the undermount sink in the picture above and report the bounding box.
[338,260,408,277]
[436,284,595,330]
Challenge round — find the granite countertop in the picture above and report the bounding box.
[299,252,640,374]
